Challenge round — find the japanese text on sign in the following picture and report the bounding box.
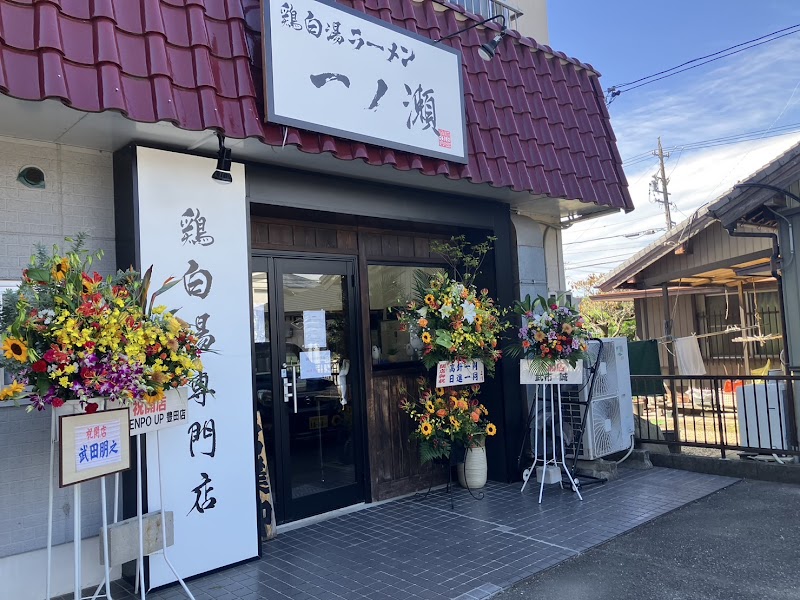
[129,388,190,436]
[435,360,485,388]
[265,0,466,163]
[75,419,122,472]
[519,359,584,386]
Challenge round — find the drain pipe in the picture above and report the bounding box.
[726,224,797,448]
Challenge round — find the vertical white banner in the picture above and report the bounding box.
[135,147,257,586]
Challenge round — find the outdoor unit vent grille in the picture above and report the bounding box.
[561,338,635,461]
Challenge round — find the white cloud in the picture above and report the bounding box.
[564,33,800,286]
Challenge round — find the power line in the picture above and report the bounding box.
[621,123,800,166]
[563,228,664,246]
[607,24,800,101]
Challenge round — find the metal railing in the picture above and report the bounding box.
[632,375,800,458]
[446,0,524,27]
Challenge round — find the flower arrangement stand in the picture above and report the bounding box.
[520,382,583,504]
[45,401,117,600]
[416,445,484,510]
[130,391,196,600]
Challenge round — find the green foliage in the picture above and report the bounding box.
[571,274,637,340]
[430,235,496,287]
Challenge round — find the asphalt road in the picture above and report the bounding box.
[495,479,800,600]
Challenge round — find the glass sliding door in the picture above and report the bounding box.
[252,256,365,523]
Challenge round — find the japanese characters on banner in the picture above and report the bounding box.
[135,147,258,587]
[59,409,131,487]
[436,360,485,388]
[75,420,122,472]
[128,388,189,436]
[264,0,467,163]
[519,359,584,386]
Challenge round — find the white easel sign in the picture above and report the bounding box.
[435,359,485,388]
[128,388,189,436]
[520,359,584,385]
[59,408,131,487]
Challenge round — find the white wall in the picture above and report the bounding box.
[513,0,549,44]
[0,138,117,598]
[512,213,565,300]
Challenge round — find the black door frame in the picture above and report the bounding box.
[252,251,369,523]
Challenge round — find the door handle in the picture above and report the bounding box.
[282,363,298,414]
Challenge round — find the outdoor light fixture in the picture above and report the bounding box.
[211,132,232,184]
[17,165,45,189]
[434,14,507,62]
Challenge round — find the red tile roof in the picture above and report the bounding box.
[0,0,632,212]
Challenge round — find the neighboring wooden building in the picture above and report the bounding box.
[597,142,800,376]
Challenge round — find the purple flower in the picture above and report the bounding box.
[519,327,529,339]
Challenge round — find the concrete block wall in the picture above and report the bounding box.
[0,138,116,558]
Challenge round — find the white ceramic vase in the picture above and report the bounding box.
[457,439,487,490]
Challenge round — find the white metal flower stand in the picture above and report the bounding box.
[519,360,584,503]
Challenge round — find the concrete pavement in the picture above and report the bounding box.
[495,479,800,600]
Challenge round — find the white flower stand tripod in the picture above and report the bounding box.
[519,360,584,503]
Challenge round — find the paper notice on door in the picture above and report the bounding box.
[253,304,267,343]
[299,350,332,380]
[302,310,327,348]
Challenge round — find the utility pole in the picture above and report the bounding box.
[651,137,674,230]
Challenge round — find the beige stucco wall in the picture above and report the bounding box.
[512,0,548,44]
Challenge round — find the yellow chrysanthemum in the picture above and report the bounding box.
[420,422,433,437]
[486,423,497,436]
[2,337,28,362]
[51,257,70,281]
[421,332,432,344]
[562,323,573,334]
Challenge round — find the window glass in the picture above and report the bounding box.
[367,265,442,365]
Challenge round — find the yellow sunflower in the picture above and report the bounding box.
[436,387,445,397]
[51,257,70,281]
[449,415,459,428]
[143,387,166,405]
[2,337,28,362]
[0,381,25,401]
[424,294,436,306]
[420,422,433,436]
[486,423,497,436]
[425,400,435,413]
[421,332,432,344]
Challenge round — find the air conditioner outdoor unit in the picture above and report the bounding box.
[735,381,790,451]
[561,337,635,460]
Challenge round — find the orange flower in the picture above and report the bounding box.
[522,340,531,349]
[457,399,469,411]
[436,408,448,418]
[470,411,480,423]
[418,318,428,328]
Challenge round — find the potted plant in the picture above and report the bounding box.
[0,235,209,413]
[508,295,589,382]
[400,379,496,488]
[395,236,508,487]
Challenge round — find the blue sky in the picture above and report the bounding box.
[547,1,800,284]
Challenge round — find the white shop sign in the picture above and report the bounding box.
[264,0,467,163]
[135,147,258,587]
